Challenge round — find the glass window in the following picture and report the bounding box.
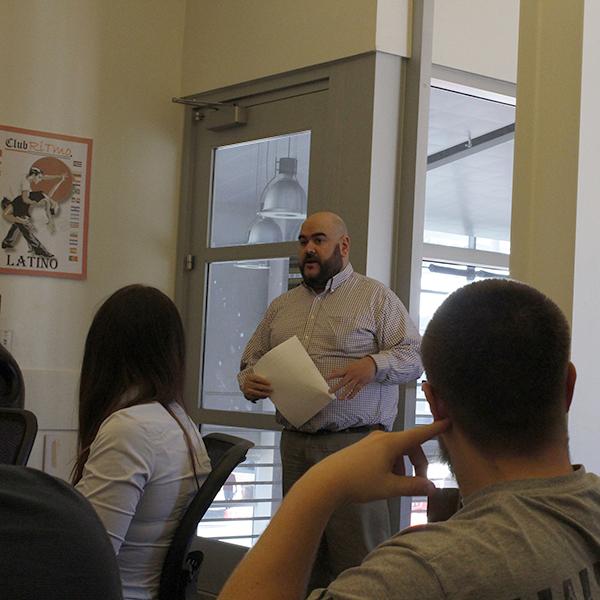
[198,424,282,548]
[201,258,301,413]
[210,131,311,248]
[425,87,515,255]
[410,260,509,526]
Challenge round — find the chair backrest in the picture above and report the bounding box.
[0,408,38,465]
[159,432,254,600]
[0,465,123,600]
[0,345,25,408]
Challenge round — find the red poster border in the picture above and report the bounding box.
[0,124,92,280]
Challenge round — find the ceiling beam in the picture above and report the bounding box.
[427,123,515,170]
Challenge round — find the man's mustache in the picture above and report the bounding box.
[302,256,320,266]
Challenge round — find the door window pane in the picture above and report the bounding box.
[210,131,311,248]
[202,258,301,413]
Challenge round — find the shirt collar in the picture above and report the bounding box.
[326,262,354,292]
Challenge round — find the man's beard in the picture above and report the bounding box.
[300,245,344,290]
[438,435,456,477]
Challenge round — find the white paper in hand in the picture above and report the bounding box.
[253,335,335,428]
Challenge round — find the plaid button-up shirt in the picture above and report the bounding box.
[238,263,423,432]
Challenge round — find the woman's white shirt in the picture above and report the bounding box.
[76,401,211,600]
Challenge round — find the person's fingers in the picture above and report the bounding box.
[246,384,272,396]
[347,382,362,399]
[406,444,428,479]
[252,381,272,390]
[391,419,451,451]
[329,375,352,395]
[328,380,345,394]
[334,385,346,400]
[391,455,406,477]
[326,369,344,381]
[388,475,436,498]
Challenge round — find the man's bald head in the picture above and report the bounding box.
[302,212,349,238]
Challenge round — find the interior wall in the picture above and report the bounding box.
[181,0,381,94]
[0,0,186,476]
[510,0,583,322]
[375,0,411,57]
[432,0,519,83]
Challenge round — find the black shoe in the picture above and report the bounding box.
[33,248,54,258]
[1,241,13,250]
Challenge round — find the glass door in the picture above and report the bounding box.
[179,84,329,547]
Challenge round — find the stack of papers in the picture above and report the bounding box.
[253,336,335,428]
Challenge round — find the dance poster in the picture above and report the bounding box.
[0,124,92,279]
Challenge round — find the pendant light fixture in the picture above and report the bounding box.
[258,157,307,219]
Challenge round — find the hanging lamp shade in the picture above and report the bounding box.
[234,216,282,269]
[246,216,283,244]
[258,157,307,219]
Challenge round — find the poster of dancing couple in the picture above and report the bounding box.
[0,124,92,279]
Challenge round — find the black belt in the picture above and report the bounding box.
[313,424,385,435]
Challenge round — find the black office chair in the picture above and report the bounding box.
[0,407,38,465]
[159,432,254,600]
[0,345,25,408]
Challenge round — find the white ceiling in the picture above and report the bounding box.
[425,87,516,243]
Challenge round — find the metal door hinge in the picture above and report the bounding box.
[184,254,196,271]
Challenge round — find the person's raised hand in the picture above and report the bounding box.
[241,373,273,402]
[327,356,377,400]
[301,420,451,505]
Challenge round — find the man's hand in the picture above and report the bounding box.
[218,420,450,600]
[327,356,377,400]
[303,419,451,505]
[241,373,273,402]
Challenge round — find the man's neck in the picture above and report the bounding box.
[450,436,573,498]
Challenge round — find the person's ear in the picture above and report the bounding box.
[339,234,350,258]
[565,361,576,412]
[422,382,448,421]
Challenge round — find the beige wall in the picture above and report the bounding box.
[375,0,411,57]
[181,0,519,96]
[0,0,186,474]
[510,0,584,320]
[181,0,380,94]
[433,0,519,83]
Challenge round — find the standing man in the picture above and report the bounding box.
[238,211,422,588]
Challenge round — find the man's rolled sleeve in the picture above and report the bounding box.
[371,291,423,385]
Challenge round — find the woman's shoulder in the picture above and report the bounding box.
[98,401,179,440]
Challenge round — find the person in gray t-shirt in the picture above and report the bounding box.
[218,279,600,600]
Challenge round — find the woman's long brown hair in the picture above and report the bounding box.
[71,285,195,485]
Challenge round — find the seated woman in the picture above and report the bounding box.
[72,284,211,600]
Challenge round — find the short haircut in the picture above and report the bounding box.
[421,279,571,455]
